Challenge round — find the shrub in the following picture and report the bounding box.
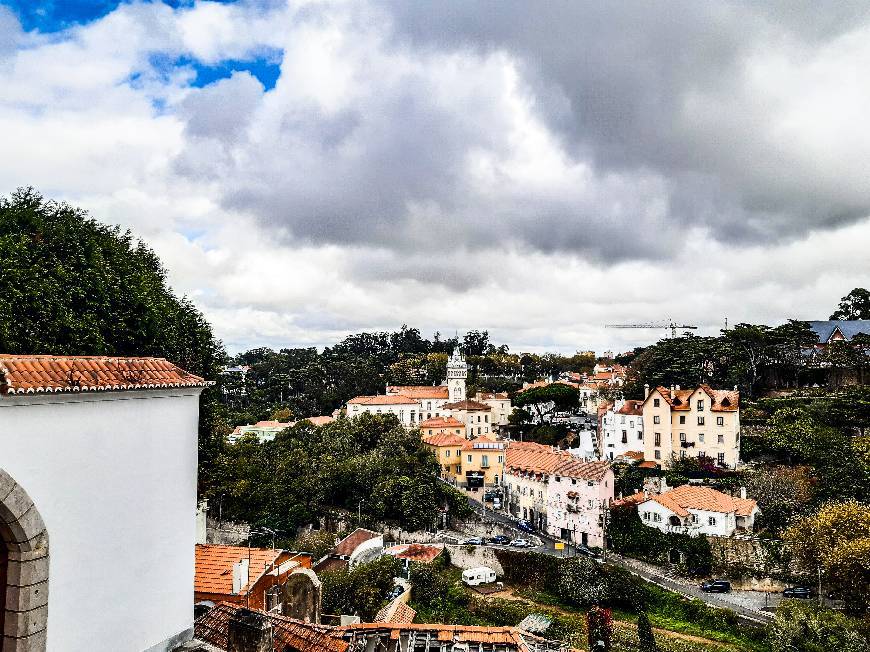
[637,611,657,652]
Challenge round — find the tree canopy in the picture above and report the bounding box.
[830,287,870,320]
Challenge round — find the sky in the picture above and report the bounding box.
[1,1,869,355]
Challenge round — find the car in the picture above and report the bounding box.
[575,545,600,559]
[516,519,535,533]
[782,587,813,599]
[385,585,405,601]
[483,490,500,502]
[490,534,510,545]
[510,538,534,548]
[461,537,484,546]
[700,580,732,593]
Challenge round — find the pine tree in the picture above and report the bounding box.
[637,611,657,652]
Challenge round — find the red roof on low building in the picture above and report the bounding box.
[0,355,209,395]
[347,394,418,405]
[195,544,294,596]
[505,444,570,474]
[419,416,465,429]
[553,459,611,481]
[383,544,444,563]
[423,432,468,447]
[647,385,739,412]
[442,399,491,411]
[333,528,381,557]
[387,385,450,399]
[616,400,644,416]
[641,485,758,518]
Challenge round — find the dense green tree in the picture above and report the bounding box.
[830,288,870,320]
[320,556,404,620]
[636,611,657,652]
[768,601,869,652]
[513,383,580,421]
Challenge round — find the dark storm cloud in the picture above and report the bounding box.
[171,0,870,273]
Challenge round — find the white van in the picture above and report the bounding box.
[462,566,497,586]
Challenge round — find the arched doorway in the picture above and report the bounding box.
[0,469,49,652]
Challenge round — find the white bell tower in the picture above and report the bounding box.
[446,347,467,402]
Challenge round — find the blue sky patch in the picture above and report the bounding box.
[146,49,282,91]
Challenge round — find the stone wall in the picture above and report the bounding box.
[445,545,504,575]
[206,517,251,545]
[709,535,786,580]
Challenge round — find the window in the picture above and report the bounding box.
[679,432,686,442]
[477,427,481,435]
[467,455,472,463]
[698,433,704,443]
[410,411,416,422]
[399,410,404,421]
[621,430,628,444]
[498,455,503,463]
[427,401,432,410]
[482,455,489,467]
[654,432,661,446]
[718,452,726,465]
[485,415,489,422]
[691,514,698,523]
[679,415,686,424]
[643,512,650,520]
[456,449,461,456]
[697,400,704,411]
[445,450,450,457]
[680,450,686,458]
[708,516,717,526]
[653,416,660,424]
[620,416,626,424]
[654,450,661,459]
[717,416,724,426]
[572,479,577,485]
[698,450,705,458]
[718,434,724,444]
[587,480,594,487]
[697,416,705,425]
[653,513,662,522]
[653,398,660,407]
[638,431,643,440]
[588,499,593,508]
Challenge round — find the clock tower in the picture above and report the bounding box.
[446,347,468,403]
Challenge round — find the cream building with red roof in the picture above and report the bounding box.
[642,384,741,469]
[636,484,759,537]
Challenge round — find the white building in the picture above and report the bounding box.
[635,485,759,537]
[546,459,614,548]
[600,399,644,461]
[0,354,208,652]
[475,392,512,429]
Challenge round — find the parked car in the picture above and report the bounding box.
[700,580,732,593]
[516,519,535,533]
[385,585,405,601]
[575,545,600,559]
[492,497,501,510]
[782,586,813,599]
[483,489,500,501]
[510,538,534,548]
[461,537,484,546]
[490,534,510,545]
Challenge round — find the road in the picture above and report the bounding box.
[459,489,777,624]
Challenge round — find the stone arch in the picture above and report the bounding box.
[280,568,321,624]
[0,469,49,652]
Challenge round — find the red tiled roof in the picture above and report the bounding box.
[387,385,449,399]
[419,416,465,429]
[347,394,418,405]
[195,603,348,652]
[337,623,560,651]
[616,400,644,416]
[195,544,291,596]
[384,544,444,563]
[302,415,335,426]
[0,355,209,395]
[641,485,758,518]
[477,392,509,400]
[442,399,491,411]
[553,459,611,481]
[374,599,417,624]
[620,451,645,462]
[423,432,468,447]
[333,528,381,557]
[506,441,553,452]
[505,444,570,474]
[638,461,659,469]
[613,491,646,507]
[647,386,739,412]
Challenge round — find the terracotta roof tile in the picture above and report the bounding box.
[387,385,450,399]
[647,386,739,412]
[195,544,291,596]
[553,459,611,481]
[462,435,505,451]
[374,599,417,624]
[347,394,418,405]
[505,444,570,475]
[642,485,758,518]
[383,544,444,563]
[423,432,468,447]
[0,354,209,395]
[616,400,644,416]
[419,416,465,429]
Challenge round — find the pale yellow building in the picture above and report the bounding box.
[641,385,741,469]
[441,399,493,438]
[422,433,504,488]
[419,416,466,437]
[475,392,512,428]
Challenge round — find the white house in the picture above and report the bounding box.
[600,399,644,461]
[636,485,759,537]
[0,354,208,652]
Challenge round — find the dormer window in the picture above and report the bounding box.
[697,400,704,411]
[653,398,660,407]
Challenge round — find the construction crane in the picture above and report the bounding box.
[605,321,698,339]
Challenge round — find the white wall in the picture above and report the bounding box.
[0,389,202,652]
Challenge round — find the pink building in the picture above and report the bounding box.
[545,459,614,548]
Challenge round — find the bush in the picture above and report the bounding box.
[767,601,870,652]
[637,611,657,652]
[320,556,403,620]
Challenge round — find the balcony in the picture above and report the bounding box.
[680,441,695,448]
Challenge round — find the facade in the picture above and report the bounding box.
[446,348,468,403]
[642,385,741,469]
[475,392,512,428]
[229,416,336,443]
[346,394,421,426]
[422,432,467,479]
[546,460,614,548]
[636,485,759,537]
[600,399,644,461]
[194,545,312,612]
[504,443,570,530]
[0,354,208,652]
[441,399,493,438]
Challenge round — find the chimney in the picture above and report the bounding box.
[675,384,680,391]
[740,487,747,500]
[644,384,650,399]
[643,490,649,500]
[734,385,738,391]
[669,385,674,399]
[232,558,250,595]
[228,609,273,652]
[196,499,208,545]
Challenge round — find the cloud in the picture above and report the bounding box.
[0,0,868,354]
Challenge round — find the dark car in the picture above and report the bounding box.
[782,587,813,599]
[483,489,501,502]
[575,545,600,559]
[490,534,511,545]
[516,519,535,533]
[385,585,405,601]
[700,580,732,593]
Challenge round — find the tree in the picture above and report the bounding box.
[636,611,657,652]
[557,558,609,606]
[742,465,813,534]
[784,500,870,615]
[320,556,403,620]
[768,601,869,652]
[830,288,870,320]
[513,383,580,421]
[587,606,612,652]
